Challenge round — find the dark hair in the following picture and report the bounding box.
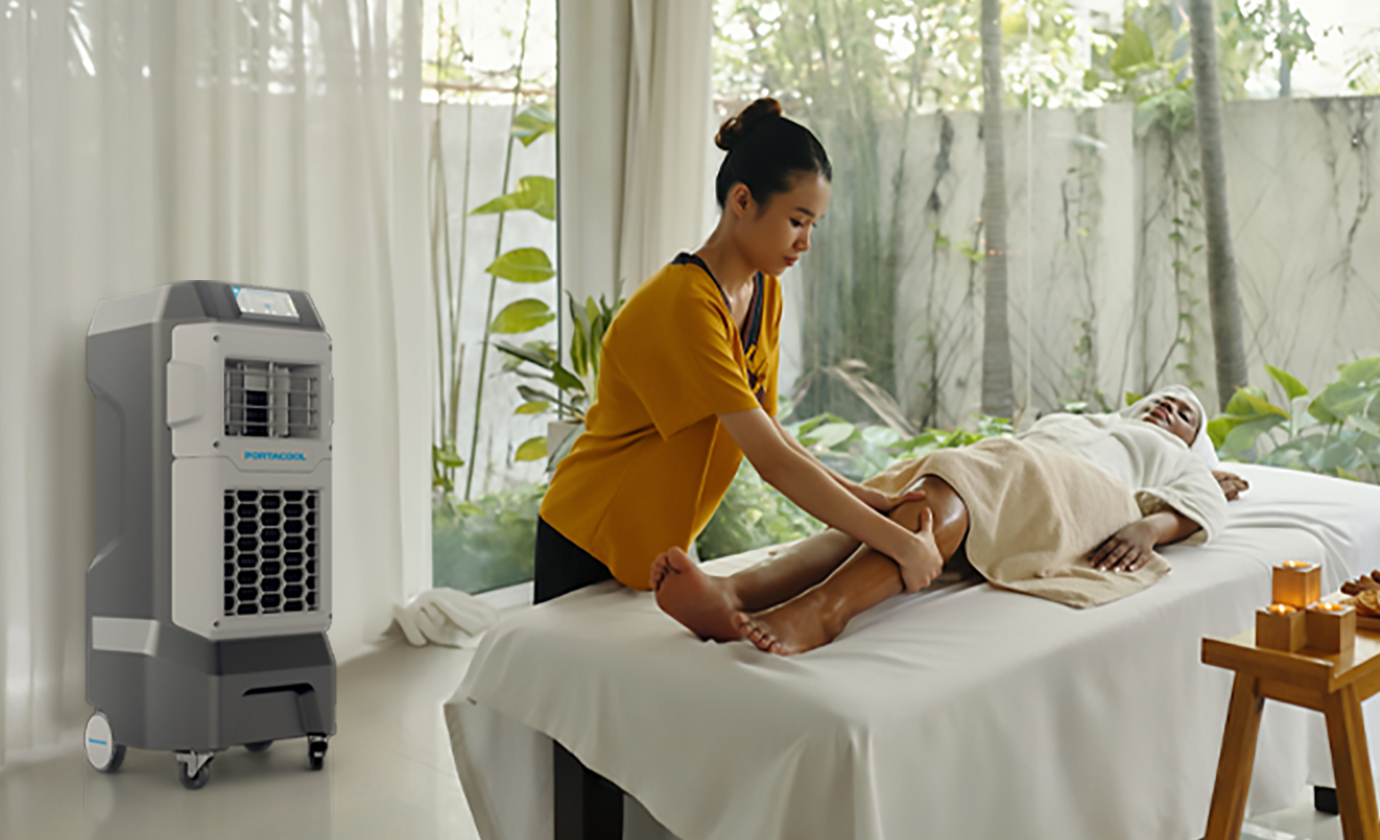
[714,97,832,210]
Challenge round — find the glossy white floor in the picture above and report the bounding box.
[0,632,1350,840]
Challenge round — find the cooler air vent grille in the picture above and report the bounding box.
[223,489,321,617]
[224,360,320,438]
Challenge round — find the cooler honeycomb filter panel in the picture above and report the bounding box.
[223,489,320,616]
[224,359,320,438]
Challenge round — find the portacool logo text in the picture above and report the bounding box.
[243,451,307,461]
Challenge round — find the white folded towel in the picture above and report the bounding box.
[392,587,501,647]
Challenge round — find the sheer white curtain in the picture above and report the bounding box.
[0,0,430,766]
[556,0,715,303]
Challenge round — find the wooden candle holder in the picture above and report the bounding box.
[1256,604,1306,652]
[1305,602,1356,655]
[1272,560,1321,609]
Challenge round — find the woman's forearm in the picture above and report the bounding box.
[759,451,918,558]
[1145,509,1202,546]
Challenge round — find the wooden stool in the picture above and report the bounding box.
[1202,627,1380,839]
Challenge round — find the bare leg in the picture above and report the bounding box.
[650,528,860,642]
[735,476,969,655]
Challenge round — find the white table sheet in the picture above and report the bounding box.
[446,464,1380,840]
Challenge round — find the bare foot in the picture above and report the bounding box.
[732,596,838,656]
[651,548,743,642]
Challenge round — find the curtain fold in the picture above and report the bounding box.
[556,0,715,303]
[0,0,429,767]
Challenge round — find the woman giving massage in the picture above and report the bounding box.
[653,385,1251,655]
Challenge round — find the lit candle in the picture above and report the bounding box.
[1305,602,1356,654]
[1258,603,1307,652]
[1273,561,1322,609]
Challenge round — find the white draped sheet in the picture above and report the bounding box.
[446,464,1380,840]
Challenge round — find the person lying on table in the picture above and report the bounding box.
[652,385,1251,655]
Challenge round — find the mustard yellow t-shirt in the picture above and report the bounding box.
[540,254,781,589]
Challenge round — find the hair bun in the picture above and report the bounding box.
[715,97,784,152]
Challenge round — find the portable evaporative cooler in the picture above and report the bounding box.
[84,281,335,789]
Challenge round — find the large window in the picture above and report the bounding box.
[697,0,1380,557]
[428,0,1380,589]
[427,0,558,593]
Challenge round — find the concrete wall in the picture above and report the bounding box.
[442,95,1380,492]
[875,95,1380,427]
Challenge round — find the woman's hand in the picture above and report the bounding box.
[849,481,927,513]
[1088,519,1159,573]
[892,508,944,592]
[1213,470,1249,501]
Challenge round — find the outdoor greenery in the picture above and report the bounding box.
[432,483,544,593]
[713,0,1315,424]
[429,0,1373,593]
[1210,356,1380,482]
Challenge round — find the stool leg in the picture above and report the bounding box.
[1204,675,1265,840]
[1323,684,1380,840]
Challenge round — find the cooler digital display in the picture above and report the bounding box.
[232,286,300,320]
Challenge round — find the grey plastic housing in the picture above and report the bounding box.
[86,282,336,752]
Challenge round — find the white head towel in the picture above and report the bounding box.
[1119,384,1219,469]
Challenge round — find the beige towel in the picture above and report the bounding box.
[865,437,1172,608]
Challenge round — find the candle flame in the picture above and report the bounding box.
[1283,560,1311,569]
[1268,604,1293,614]
[1321,602,1345,612]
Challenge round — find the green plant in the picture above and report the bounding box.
[494,291,625,432]
[432,483,545,593]
[461,105,558,470]
[460,0,556,498]
[1208,358,1380,481]
[427,4,473,498]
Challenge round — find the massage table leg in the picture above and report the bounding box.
[554,741,624,839]
[1316,785,1340,814]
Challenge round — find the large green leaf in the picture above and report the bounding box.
[551,362,584,393]
[1235,388,1290,419]
[514,436,549,462]
[1265,364,1309,402]
[1318,385,1376,420]
[1352,414,1380,440]
[511,104,555,147]
[808,422,857,450]
[433,443,465,469]
[470,176,556,221]
[1112,22,1155,78]
[490,298,556,335]
[494,339,556,369]
[1335,355,1380,387]
[1222,416,1282,453]
[485,247,555,283]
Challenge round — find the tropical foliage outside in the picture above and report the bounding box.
[431,0,1380,592]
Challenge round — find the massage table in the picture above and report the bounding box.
[445,464,1380,839]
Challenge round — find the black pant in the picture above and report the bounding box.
[534,516,614,603]
[533,517,624,839]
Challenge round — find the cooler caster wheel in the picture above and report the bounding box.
[307,735,328,771]
[85,712,126,773]
[245,740,273,753]
[175,751,214,790]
